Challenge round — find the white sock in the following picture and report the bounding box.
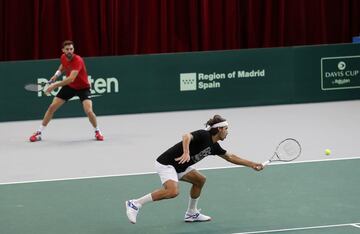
[94,127,100,132]
[187,197,199,213]
[134,193,153,207]
[38,125,45,133]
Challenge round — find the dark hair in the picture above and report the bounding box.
[205,115,227,135]
[62,40,74,48]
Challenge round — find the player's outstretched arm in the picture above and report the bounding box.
[220,152,263,171]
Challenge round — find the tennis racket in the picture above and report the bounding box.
[262,138,302,167]
[24,80,54,96]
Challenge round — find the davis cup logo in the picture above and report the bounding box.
[321,55,360,90]
[338,61,346,70]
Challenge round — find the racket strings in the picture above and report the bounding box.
[276,140,301,161]
[24,84,41,92]
[24,82,51,92]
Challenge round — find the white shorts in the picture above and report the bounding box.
[155,161,195,184]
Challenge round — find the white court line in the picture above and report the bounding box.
[352,224,360,228]
[0,156,359,186]
[200,156,360,170]
[234,222,360,234]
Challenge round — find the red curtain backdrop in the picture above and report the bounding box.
[1,0,359,61]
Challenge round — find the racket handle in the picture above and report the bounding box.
[43,80,55,96]
[262,160,271,167]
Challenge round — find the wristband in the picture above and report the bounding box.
[54,70,61,78]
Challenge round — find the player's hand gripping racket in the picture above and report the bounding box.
[262,138,302,167]
[24,80,54,96]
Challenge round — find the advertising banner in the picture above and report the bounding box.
[1,43,359,122]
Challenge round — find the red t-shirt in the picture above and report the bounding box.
[60,54,90,90]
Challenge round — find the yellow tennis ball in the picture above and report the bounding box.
[325,149,331,156]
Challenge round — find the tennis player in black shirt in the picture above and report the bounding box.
[126,115,263,224]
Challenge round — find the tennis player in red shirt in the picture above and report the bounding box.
[29,40,104,142]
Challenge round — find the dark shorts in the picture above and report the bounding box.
[56,85,91,102]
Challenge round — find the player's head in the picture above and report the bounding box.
[205,115,228,140]
[62,40,75,60]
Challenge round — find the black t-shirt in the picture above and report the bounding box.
[156,129,227,173]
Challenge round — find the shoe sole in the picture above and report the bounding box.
[184,218,212,222]
[125,201,136,224]
[29,138,41,142]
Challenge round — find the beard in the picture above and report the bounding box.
[65,53,73,60]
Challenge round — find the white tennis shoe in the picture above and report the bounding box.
[125,200,140,224]
[184,209,211,222]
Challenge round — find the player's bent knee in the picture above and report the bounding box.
[166,188,179,198]
[195,175,206,187]
[200,176,206,186]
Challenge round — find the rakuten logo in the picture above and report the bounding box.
[37,76,119,98]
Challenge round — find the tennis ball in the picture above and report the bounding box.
[325,149,331,156]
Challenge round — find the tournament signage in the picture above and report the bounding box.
[321,55,360,90]
[1,43,360,122]
[180,70,266,91]
[37,76,119,99]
